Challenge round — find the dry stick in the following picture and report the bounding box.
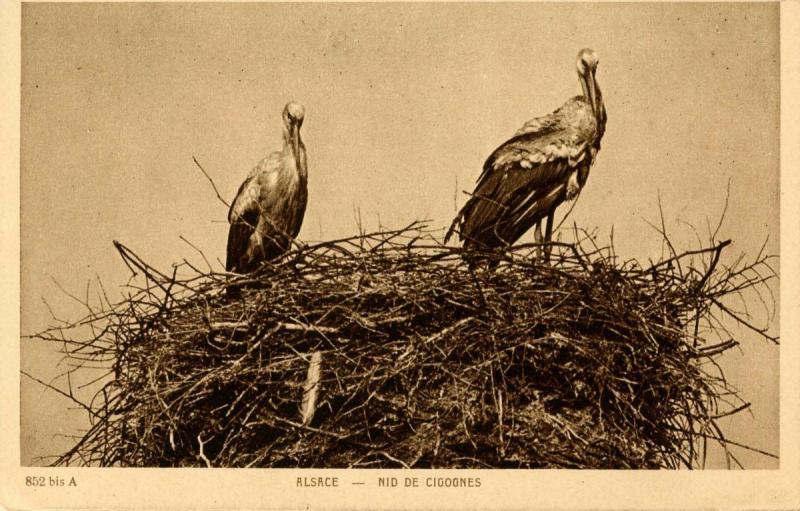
[49,277,94,316]
[209,320,340,335]
[709,402,751,420]
[192,156,230,209]
[711,178,732,243]
[112,241,171,293]
[179,235,214,273]
[369,220,431,253]
[497,389,505,459]
[420,317,475,346]
[693,339,739,358]
[670,424,778,460]
[551,189,581,235]
[711,297,779,344]
[301,351,323,426]
[694,239,732,292]
[644,239,732,274]
[657,193,682,276]
[281,321,340,334]
[374,451,411,469]
[197,435,212,467]
[21,371,98,418]
[271,416,351,440]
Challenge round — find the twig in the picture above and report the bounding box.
[192,156,230,210]
[197,435,212,468]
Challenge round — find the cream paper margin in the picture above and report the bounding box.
[1,1,798,509]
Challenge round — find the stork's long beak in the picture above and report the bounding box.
[290,123,301,160]
[580,68,599,118]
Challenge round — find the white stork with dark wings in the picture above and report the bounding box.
[446,49,607,261]
[226,102,308,290]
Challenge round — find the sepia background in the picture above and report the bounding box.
[20,2,779,468]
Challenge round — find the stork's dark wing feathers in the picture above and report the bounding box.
[228,178,252,223]
[226,218,252,272]
[473,112,563,187]
[226,187,259,272]
[454,157,572,248]
[446,99,598,249]
[227,152,282,223]
[226,151,287,272]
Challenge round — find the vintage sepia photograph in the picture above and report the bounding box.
[18,1,781,471]
[5,1,800,508]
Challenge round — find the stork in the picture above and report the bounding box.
[226,102,308,295]
[446,49,607,263]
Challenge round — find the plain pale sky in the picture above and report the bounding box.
[20,2,779,468]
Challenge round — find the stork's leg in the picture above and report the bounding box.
[534,220,544,258]
[543,210,555,263]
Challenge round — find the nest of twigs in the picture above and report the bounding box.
[28,222,778,468]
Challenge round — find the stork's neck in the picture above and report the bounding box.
[593,84,606,142]
[296,143,308,181]
[282,127,307,181]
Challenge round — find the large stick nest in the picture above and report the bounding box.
[29,222,778,468]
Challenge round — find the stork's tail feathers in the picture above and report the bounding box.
[225,222,245,299]
[444,211,463,245]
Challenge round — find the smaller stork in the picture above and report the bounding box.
[226,102,308,295]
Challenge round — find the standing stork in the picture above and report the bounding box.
[226,101,308,294]
[446,49,607,263]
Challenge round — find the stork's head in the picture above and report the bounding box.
[282,101,305,159]
[283,101,305,128]
[576,48,599,76]
[576,48,604,123]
